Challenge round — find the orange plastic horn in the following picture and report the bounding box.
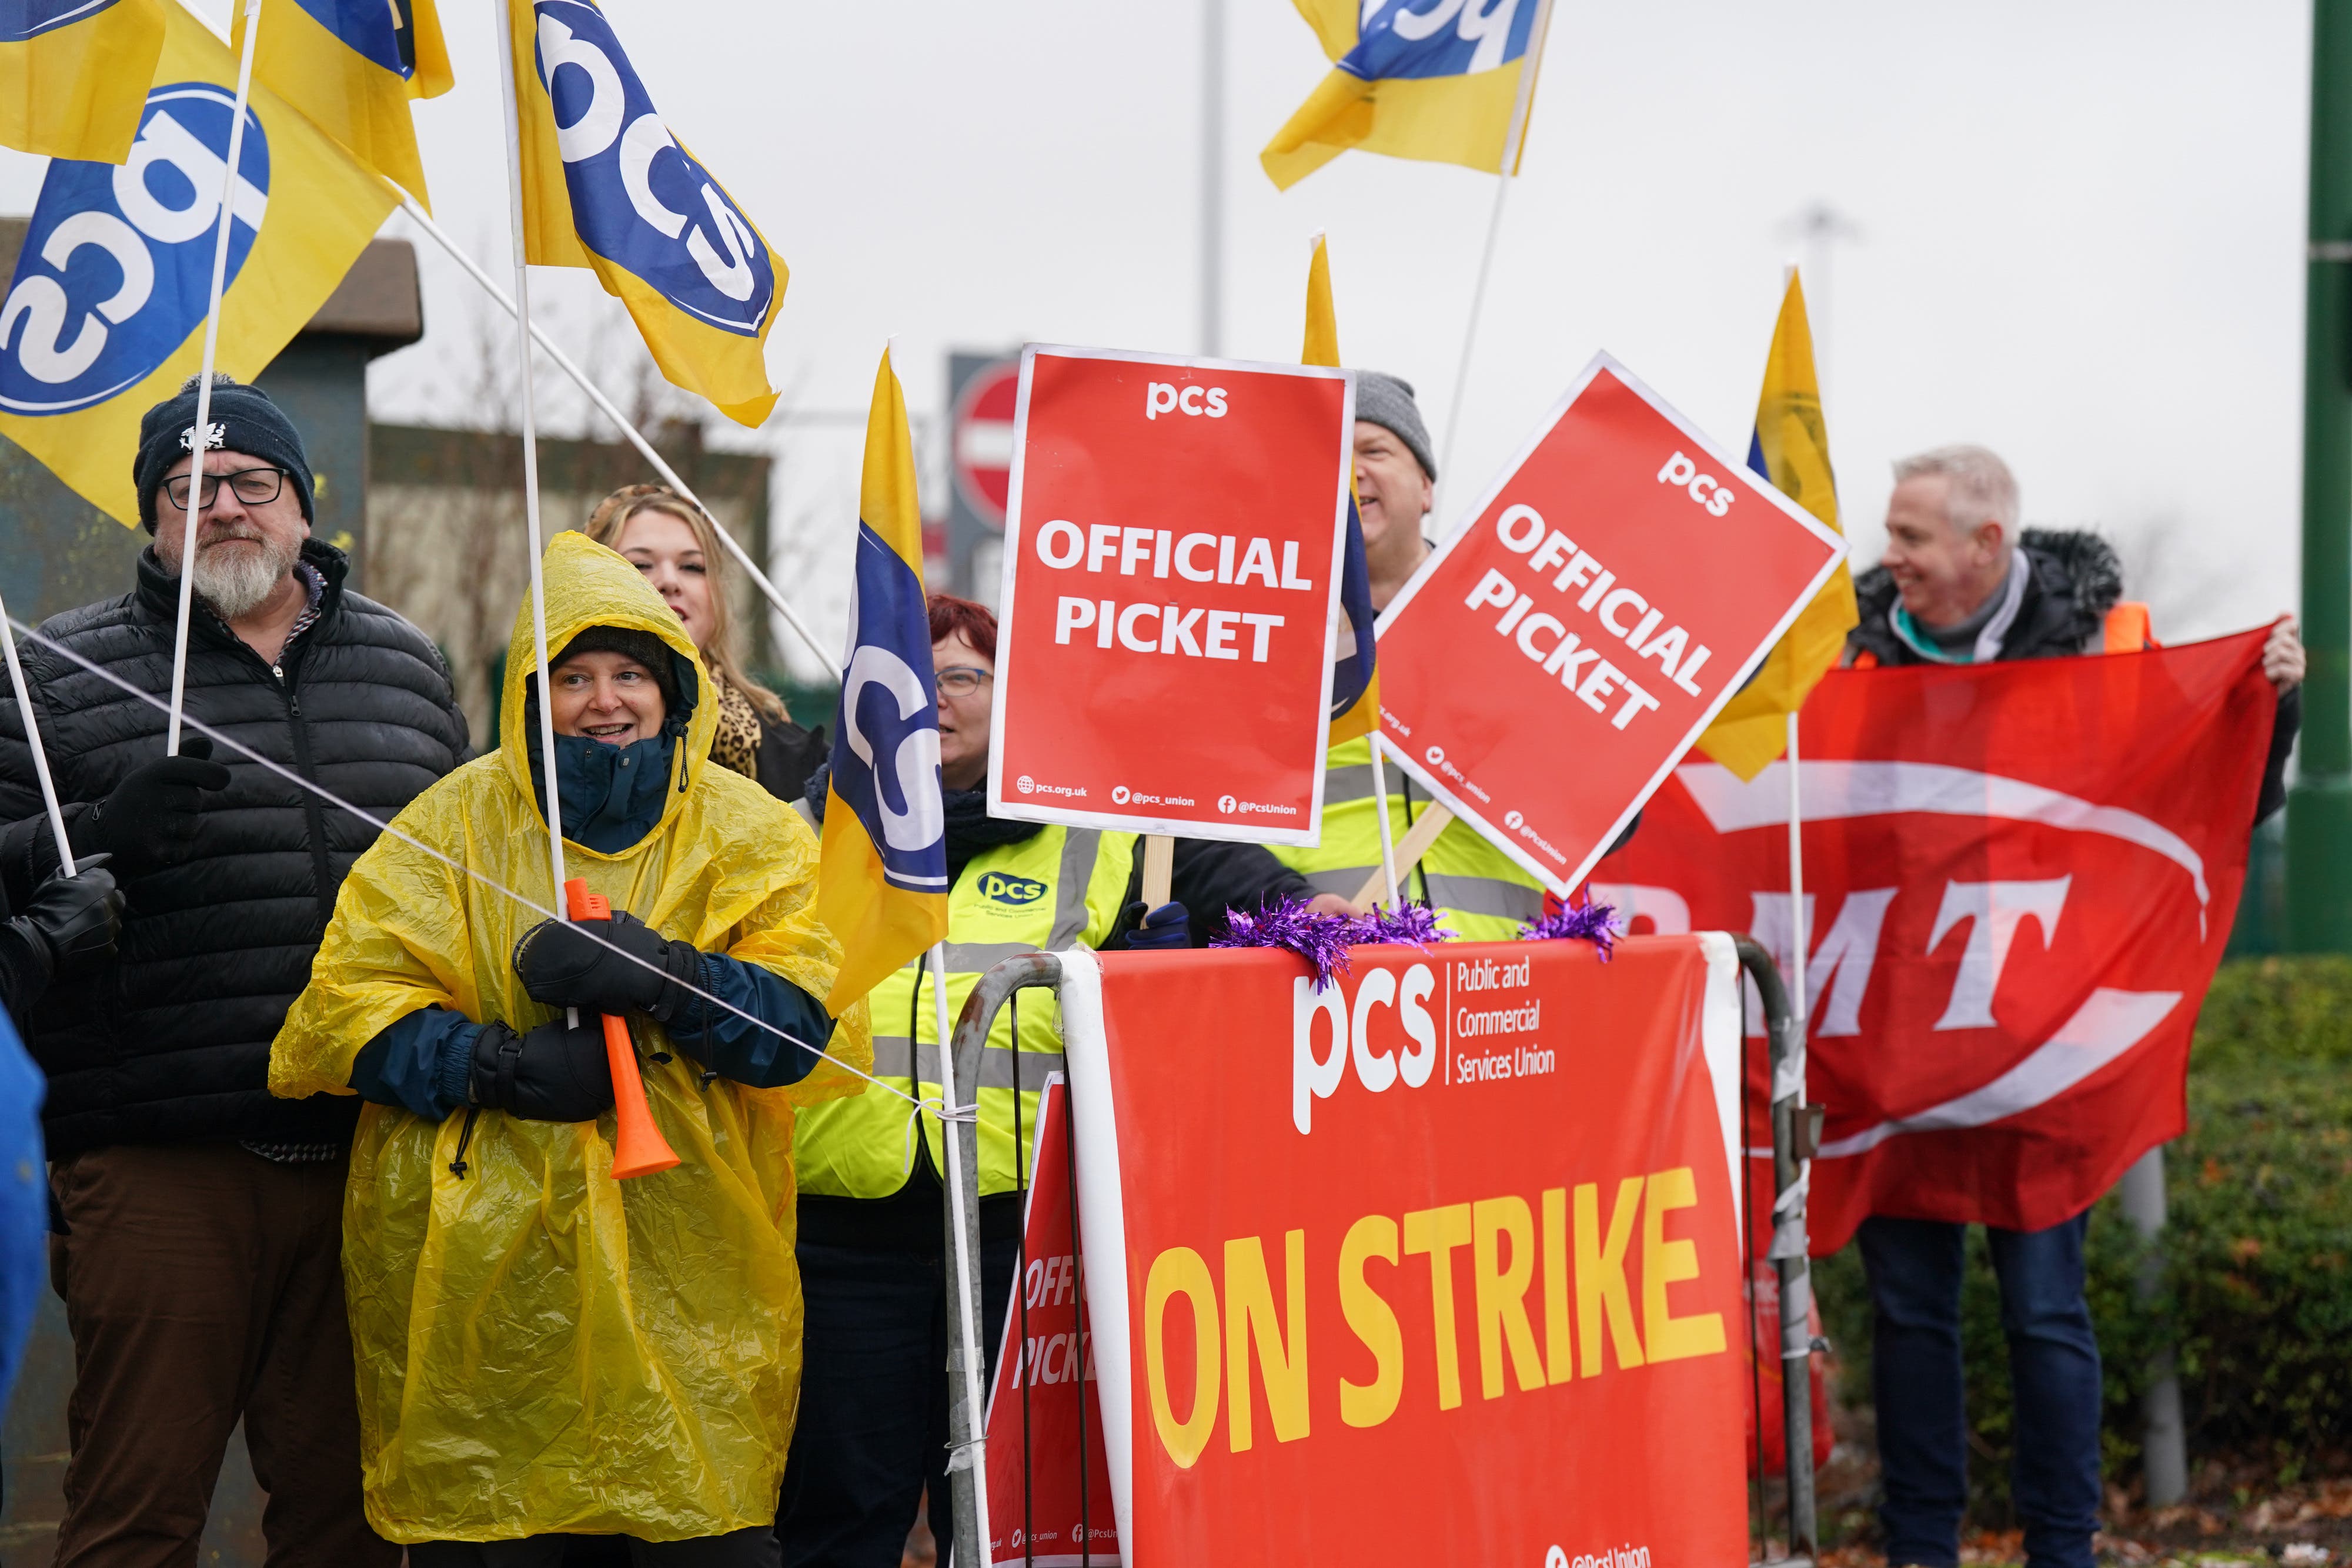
[565,878,681,1179]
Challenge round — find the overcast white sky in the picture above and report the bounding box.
[0,2,2316,678]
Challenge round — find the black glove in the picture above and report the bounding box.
[77,738,230,873]
[1119,900,1191,951]
[469,1018,615,1122]
[8,857,123,978]
[511,910,701,1023]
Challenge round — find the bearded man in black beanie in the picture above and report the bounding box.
[0,374,469,1566]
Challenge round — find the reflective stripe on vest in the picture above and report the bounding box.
[790,821,1135,1200]
[1269,735,1547,942]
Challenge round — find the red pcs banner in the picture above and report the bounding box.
[1595,632,2278,1253]
[1058,937,1752,1566]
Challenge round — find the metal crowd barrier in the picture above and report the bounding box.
[934,939,1815,1568]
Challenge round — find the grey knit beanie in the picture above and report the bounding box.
[1354,371,1435,481]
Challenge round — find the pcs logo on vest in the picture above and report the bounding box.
[977,872,1048,908]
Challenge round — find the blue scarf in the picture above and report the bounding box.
[527,724,684,852]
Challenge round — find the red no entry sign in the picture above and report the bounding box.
[953,359,1021,526]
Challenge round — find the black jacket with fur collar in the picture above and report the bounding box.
[1845,528,2297,823]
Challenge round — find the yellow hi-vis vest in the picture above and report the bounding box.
[1272,735,1547,943]
[792,823,1137,1200]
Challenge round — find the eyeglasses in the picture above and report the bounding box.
[936,666,993,697]
[161,466,288,511]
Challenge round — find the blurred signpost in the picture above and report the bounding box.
[948,352,1020,604]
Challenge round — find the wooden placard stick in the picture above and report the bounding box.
[1141,833,1175,909]
[1349,804,1454,912]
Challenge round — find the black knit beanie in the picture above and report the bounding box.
[134,375,314,533]
[552,626,684,711]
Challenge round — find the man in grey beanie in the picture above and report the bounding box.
[1349,371,1441,609]
[0,373,468,1563]
[1271,370,1562,939]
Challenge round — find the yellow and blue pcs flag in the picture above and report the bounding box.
[506,0,785,427]
[0,0,399,525]
[1303,233,1379,744]
[1693,269,1859,780]
[2,0,166,162]
[234,0,452,210]
[1264,0,1555,190]
[817,348,950,1013]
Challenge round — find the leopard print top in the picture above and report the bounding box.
[709,674,763,780]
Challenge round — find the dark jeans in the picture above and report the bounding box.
[779,1234,1020,1568]
[1858,1213,2102,1568]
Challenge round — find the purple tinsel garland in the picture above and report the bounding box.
[1347,901,1453,950]
[1212,897,1356,988]
[1518,900,1621,961]
[1211,897,1455,989]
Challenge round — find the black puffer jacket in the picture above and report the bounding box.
[1847,528,2300,822]
[0,540,469,1157]
[1848,527,2125,667]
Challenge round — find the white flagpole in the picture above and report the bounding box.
[391,195,835,677]
[0,588,76,875]
[932,942,993,1554]
[1432,0,1555,514]
[1369,740,1402,910]
[163,0,265,755]
[495,0,571,930]
[1785,710,1808,1036]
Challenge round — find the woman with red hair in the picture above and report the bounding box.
[777,593,1328,1564]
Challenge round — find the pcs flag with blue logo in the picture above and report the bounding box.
[0,0,399,525]
[235,0,452,209]
[1263,0,1556,191]
[816,347,948,1012]
[1304,234,1379,743]
[2,0,166,163]
[507,0,784,427]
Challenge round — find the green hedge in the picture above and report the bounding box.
[1813,957,2352,1517]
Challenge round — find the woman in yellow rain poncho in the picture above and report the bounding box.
[270,532,871,1562]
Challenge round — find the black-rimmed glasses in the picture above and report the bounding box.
[161,466,288,511]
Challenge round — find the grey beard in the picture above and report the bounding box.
[192,532,299,621]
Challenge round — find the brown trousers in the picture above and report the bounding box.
[46,1141,396,1568]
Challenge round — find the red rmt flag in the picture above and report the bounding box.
[1596,629,2278,1253]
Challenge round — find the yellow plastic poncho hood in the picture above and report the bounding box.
[270,531,871,1543]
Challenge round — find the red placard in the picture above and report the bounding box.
[983,1076,1122,1566]
[988,345,1352,844]
[1060,937,1750,1566]
[1375,353,1847,894]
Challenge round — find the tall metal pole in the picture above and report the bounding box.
[1200,0,1224,357]
[2120,1148,2187,1506]
[2290,0,2352,953]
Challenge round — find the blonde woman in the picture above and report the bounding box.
[585,484,827,803]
